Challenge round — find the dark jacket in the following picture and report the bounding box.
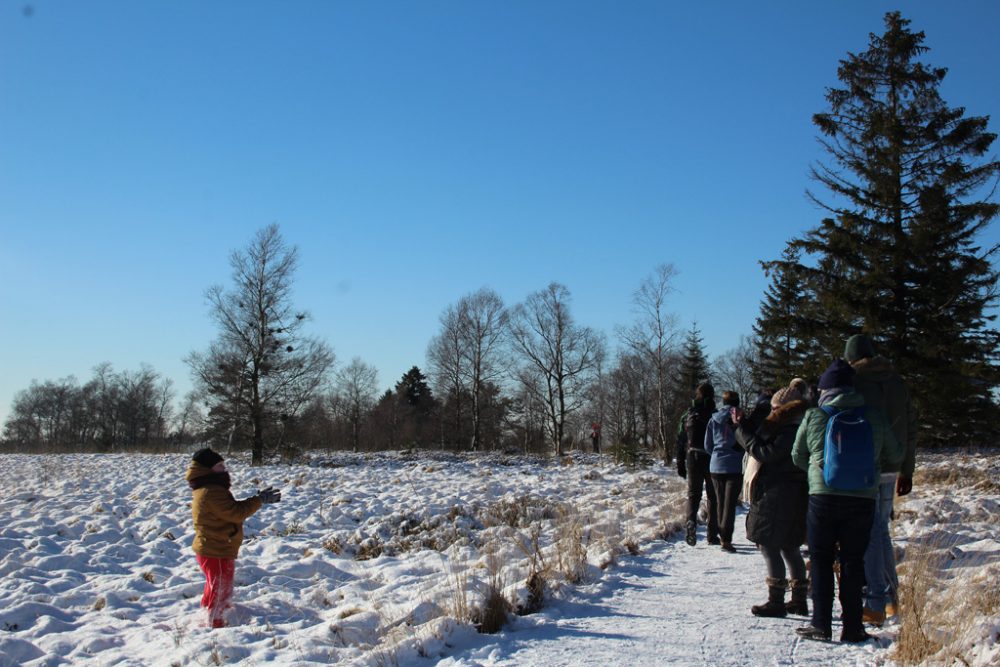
[735,400,809,547]
[851,356,917,477]
[678,398,716,457]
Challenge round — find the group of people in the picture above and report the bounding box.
[181,334,916,639]
[676,333,917,643]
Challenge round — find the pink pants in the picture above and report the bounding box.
[196,555,235,628]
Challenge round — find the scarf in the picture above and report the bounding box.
[188,471,231,490]
[818,387,850,407]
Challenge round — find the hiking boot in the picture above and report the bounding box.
[707,535,721,545]
[862,607,886,627]
[685,521,697,546]
[840,628,873,643]
[721,542,736,553]
[785,579,809,616]
[751,578,787,617]
[796,625,831,641]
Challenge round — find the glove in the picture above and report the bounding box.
[258,486,282,504]
[896,476,912,497]
[677,461,687,479]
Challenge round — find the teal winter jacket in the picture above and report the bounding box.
[791,391,904,498]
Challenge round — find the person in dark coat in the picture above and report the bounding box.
[675,382,719,547]
[844,333,917,625]
[735,384,810,617]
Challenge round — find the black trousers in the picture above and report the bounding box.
[806,494,875,634]
[711,472,744,544]
[686,450,719,540]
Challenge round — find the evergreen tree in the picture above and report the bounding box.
[754,245,825,388]
[773,12,1000,442]
[394,366,436,448]
[677,324,711,397]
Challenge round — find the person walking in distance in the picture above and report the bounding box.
[845,333,917,626]
[676,382,719,546]
[704,390,745,553]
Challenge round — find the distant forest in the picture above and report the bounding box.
[3,12,998,461]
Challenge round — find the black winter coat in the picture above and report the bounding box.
[735,400,809,548]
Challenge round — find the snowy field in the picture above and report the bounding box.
[0,450,997,666]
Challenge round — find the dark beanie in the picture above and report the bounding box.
[818,358,856,390]
[192,448,223,468]
[844,334,877,362]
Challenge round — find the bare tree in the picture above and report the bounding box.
[333,357,379,452]
[187,224,335,465]
[427,303,467,447]
[507,283,604,456]
[712,335,760,410]
[459,288,508,451]
[427,287,508,451]
[618,264,680,464]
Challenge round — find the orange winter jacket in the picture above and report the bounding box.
[186,461,262,559]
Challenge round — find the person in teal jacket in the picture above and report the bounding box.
[790,358,903,643]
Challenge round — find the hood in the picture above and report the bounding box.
[850,356,897,382]
[710,407,734,425]
[185,460,214,484]
[824,390,865,410]
[764,399,808,428]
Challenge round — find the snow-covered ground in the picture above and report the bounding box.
[0,450,997,666]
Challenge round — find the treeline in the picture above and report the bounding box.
[1,363,185,452]
[1,264,731,461]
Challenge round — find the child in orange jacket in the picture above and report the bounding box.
[185,448,281,628]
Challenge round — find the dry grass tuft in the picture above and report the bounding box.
[322,536,343,554]
[475,584,512,634]
[554,509,588,584]
[893,535,1000,665]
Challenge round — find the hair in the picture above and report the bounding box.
[695,382,715,401]
[722,391,740,407]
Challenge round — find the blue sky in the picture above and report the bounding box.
[2,1,999,425]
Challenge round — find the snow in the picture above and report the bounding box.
[1,450,997,666]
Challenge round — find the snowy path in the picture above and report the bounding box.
[442,509,891,666]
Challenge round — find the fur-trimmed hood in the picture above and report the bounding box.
[759,399,808,438]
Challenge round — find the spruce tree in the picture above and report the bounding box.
[755,245,826,388]
[677,324,711,397]
[779,11,1000,442]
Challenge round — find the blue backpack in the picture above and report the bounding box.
[820,405,876,491]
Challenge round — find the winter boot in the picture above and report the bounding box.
[795,625,831,641]
[751,577,787,617]
[685,520,697,546]
[786,578,809,616]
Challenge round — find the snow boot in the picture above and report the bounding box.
[795,625,831,641]
[751,577,787,617]
[840,627,873,643]
[786,578,809,616]
[685,520,697,546]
